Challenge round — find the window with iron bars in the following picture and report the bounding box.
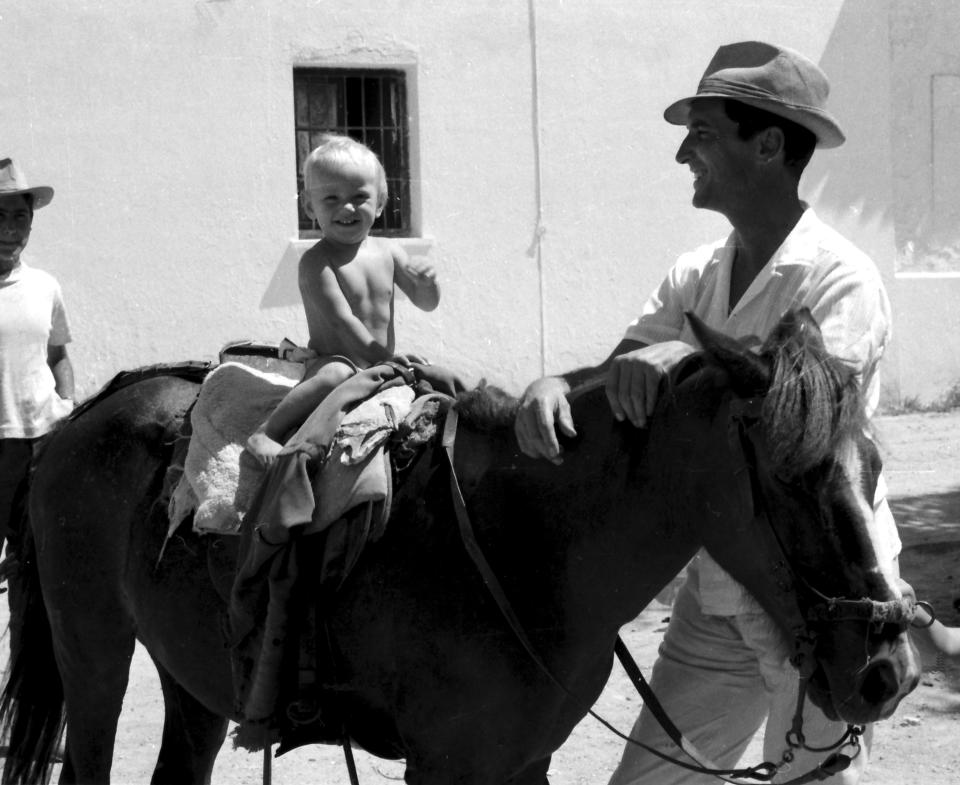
[294,68,411,238]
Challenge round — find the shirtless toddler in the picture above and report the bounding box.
[246,135,440,464]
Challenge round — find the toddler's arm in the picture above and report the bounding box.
[394,245,440,311]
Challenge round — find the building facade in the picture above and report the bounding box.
[3,0,958,405]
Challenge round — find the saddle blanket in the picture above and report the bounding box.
[168,361,414,537]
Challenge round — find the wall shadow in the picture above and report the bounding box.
[259,242,303,309]
[808,0,894,231]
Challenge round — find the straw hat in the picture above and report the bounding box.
[663,41,845,149]
[0,158,54,208]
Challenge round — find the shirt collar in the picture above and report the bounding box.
[717,203,821,269]
[766,203,821,269]
[0,260,26,285]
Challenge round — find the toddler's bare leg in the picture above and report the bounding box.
[246,361,355,465]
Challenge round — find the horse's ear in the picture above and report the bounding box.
[684,311,771,396]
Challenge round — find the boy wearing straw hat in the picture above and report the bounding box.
[0,158,74,598]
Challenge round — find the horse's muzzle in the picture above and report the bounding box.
[816,629,921,724]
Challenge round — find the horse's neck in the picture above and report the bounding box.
[563,423,703,632]
[659,392,798,635]
[453,418,700,641]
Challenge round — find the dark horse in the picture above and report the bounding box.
[0,311,920,784]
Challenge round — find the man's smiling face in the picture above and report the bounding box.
[674,98,759,218]
[0,193,33,274]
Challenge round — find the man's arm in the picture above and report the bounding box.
[516,337,698,463]
[47,343,74,401]
[605,339,696,427]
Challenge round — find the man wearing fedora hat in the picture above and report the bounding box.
[0,158,74,634]
[515,42,899,783]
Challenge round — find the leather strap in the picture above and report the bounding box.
[443,405,857,784]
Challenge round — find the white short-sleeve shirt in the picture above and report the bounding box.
[624,207,898,614]
[0,261,72,438]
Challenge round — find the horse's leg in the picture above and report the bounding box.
[53,621,136,784]
[505,758,551,784]
[151,660,229,785]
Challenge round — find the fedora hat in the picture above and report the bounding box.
[663,41,845,149]
[0,158,54,209]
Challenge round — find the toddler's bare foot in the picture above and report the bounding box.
[245,431,284,466]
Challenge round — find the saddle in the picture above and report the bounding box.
[170,348,467,752]
[168,362,416,538]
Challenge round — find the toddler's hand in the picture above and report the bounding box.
[406,257,437,283]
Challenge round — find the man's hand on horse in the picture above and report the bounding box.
[515,376,575,464]
[605,341,695,428]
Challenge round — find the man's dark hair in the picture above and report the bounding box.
[723,99,817,174]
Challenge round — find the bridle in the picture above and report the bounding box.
[725,395,921,658]
[689,394,923,780]
[439,395,926,784]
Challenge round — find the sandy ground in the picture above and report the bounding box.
[3,411,959,784]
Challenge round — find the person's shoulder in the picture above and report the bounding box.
[297,243,336,294]
[298,242,338,280]
[17,261,62,289]
[299,240,330,264]
[807,216,881,281]
[366,235,404,260]
[671,236,730,282]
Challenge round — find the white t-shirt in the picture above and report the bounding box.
[0,261,72,438]
[624,207,899,615]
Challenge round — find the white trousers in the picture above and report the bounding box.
[607,565,871,785]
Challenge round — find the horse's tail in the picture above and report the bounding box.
[0,524,65,785]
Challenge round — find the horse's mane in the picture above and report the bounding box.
[757,312,868,478]
[455,381,521,432]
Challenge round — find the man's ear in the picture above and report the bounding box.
[756,126,785,164]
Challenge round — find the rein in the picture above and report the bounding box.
[722,396,927,777]
[440,406,863,784]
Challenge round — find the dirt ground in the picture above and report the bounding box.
[5,412,960,784]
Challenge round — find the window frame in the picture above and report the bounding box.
[293,66,413,239]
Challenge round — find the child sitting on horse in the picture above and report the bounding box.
[246,135,440,465]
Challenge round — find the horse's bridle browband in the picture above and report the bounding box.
[440,405,878,785]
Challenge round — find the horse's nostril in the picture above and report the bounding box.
[859,660,899,705]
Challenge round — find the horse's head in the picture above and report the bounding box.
[678,309,920,726]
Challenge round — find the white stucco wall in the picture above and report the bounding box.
[886,0,960,404]
[1,0,954,404]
